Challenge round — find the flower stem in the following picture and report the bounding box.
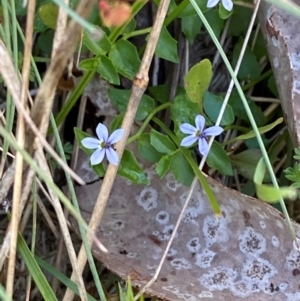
[127,102,171,144]
[152,117,221,215]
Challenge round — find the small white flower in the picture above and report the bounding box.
[180,115,223,156]
[81,123,124,166]
[207,0,233,11]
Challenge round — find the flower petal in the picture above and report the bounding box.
[222,0,233,11]
[195,115,205,132]
[180,135,198,147]
[106,147,119,165]
[207,0,220,8]
[198,137,209,156]
[108,129,124,144]
[96,123,109,141]
[90,148,105,165]
[180,123,197,135]
[81,137,100,149]
[203,126,224,137]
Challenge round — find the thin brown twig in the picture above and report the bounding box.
[63,0,172,299]
[6,0,35,295]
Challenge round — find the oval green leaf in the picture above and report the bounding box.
[184,59,212,109]
[109,40,141,79]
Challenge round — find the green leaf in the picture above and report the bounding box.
[37,31,54,54]
[74,127,105,177]
[97,55,120,85]
[170,151,194,186]
[156,155,172,178]
[207,141,233,176]
[227,5,252,36]
[170,93,198,127]
[79,58,99,71]
[150,129,177,154]
[184,59,212,108]
[35,256,98,301]
[109,40,141,79]
[34,11,49,33]
[228,91,266,126]
[137,133,164,163]
[204,9,224,39]
[234,118,283,141]
[18,234,58,301]
[181,15,202,44]
[148,84,171,104]
[38,3,58,29]
[267,74,279,98]
[232,39,261,80]
[203,91,234,126]
[123,18,137,33]
[218,2,233,19]
[178,0,209,17]
[118,150,149,184]
[155,26,179,63]
[83,30,111,55]
[231,149,271,181]
[254,158,297,202]
[110,113,125,132]
[108,88,155,121]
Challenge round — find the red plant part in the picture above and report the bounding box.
[98,0,132,27]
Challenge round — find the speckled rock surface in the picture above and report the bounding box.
[259,0,300,146]
[76,166,300,301]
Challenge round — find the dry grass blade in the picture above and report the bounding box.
[6,0,35,296]
[62,0,172,299]
[34,146,89,301]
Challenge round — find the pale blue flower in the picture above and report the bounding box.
[180,115,223,156]
[81,123,124,166]
[207,0,233,11]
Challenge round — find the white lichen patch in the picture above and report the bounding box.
[198,291,213,298]
[171,258,192,270]
[154,225,175,241]
[176,293,196,301]
[136,187,158,211]
[162,286,180,294]
[166,173,182,191]
[285,248,300,270]
[156,211,170,225]
[279,282,288,291]
[230,281,252,298]
[285,292,300,301]
[293,80,300,95]
[259,220,266,229]
[199,267,237,291]
[291,52,300,70]
[126,252,137,259]
[271,235,280,248]
[167,248,177,256]
[242,257,277,283]
[186,237,201,253]
[203,215,229,246]
[239,228,266,255]
[181,192,204,224]
[276,219,284,230]
[195,249,216,268]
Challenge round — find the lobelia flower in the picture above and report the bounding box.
[81,123,124,166]
[180,115,223,156]
[207,0,233,11]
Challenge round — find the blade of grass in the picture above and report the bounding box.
[17,233,58,301]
